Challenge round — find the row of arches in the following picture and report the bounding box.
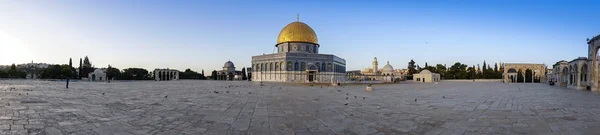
[553,61,588,88]
[253,61,346,73]
[506,69,543,83]
[503,64,546,83]
[154,70,179,81]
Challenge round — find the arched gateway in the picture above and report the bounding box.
[587,34,600,91]
[503,63,547,83]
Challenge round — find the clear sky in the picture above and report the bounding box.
[1,0,599,72]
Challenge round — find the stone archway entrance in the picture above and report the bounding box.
[506,68,517,83]
[588,36,600,91]
[503,63,547,83]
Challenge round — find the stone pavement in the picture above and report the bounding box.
[1,80,600,135]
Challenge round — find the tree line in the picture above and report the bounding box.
[0,64,27,78]
[0,56,207,80]
[407,60,503,80]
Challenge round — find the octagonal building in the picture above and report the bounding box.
[251,18,346,83]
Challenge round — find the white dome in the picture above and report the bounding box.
[223,61,235,68]
[382,61,394,73]
[419,69,432,74]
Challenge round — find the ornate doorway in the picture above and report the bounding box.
[308,71,316,82]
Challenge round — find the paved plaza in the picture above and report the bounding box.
[1,80,600,135]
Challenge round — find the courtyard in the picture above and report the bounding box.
[0,80,600,135]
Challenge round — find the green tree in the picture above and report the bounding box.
[447,62,468,79]
[79,58,83,79]
[119,68,150,80]
[83,56,91,67]
[211,70,217,80]
[179,69,203,79]
[517,69,524,83]
[482,61,487,74]
[201,69,206,79]
[467,66,475,79]
[494,63,498,73]
[61,66,72,78]
[81,56,95,77]
[436,64,447,78]
[106,65,121,80]
[6,64,26,78]
[69,58,73,68]
[0,70,7,78]
[41,65,63,79]
[241,67,247,80]
[407,59,417,75]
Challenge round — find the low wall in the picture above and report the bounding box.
[442,79,503,82]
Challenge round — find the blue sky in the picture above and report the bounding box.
[1,0,599,72]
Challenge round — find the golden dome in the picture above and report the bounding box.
[277,21,318,45]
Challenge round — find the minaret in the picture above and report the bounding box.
[373,57,379,75]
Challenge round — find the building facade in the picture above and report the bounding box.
[549,34,600,91]
[251,17,346,83]
[88,68,107,81]
[154,69,179,81]
[355,57,405,82]
[503,63,547,83]
[215,61,243,81]
[413,70,440,83]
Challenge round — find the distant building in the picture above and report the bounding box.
[251,17,346,83]
[413,70,440,83]
[216,61,242,80]
[88,68,107,81]
[154,69,179,81]
[358,57,405,82]
[18,61,50,79]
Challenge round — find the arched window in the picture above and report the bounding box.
[322,63,327,71]
[287,61,293,71]
[301,62,306,71]
[280,62,285,71]
[294,62,299,71]
[275,62,279,71]
[270,63,274,71]
[328,63,332,72]
[315,63,320,71]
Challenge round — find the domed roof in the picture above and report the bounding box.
[419,70,432,74]
[382,61,394,73]
[277,21,318,45]
[223,61,235,68]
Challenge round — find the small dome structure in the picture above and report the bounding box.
[419,69,432,74]
[224,61,235,68]
[382,61,394,73]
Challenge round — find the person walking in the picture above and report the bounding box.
[66,77,70,89]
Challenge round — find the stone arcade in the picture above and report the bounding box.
[154,69,179,81]
[251,16,346,83]
[549,34,600,91]
[503,63,547,83]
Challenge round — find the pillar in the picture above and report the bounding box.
[521,70,527,83]
[531,72,534,83]
[155,71,159,81]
